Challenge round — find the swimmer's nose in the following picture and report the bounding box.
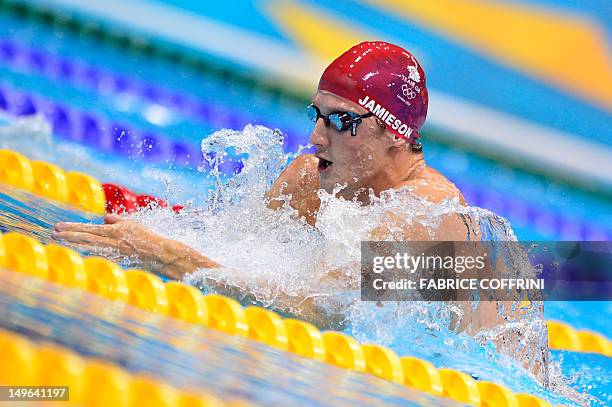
[309,119,330,148]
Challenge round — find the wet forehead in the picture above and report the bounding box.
[312,91,367,115]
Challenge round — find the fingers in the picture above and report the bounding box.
[104,214,124,224]
[51,230,117,247]
[54,222,110,237]
[63,242,121,257]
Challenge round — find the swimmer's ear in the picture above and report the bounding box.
[387,132,408,150]
[375,118,387,134]
[104,214,123,224]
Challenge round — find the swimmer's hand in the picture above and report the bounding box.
[52,214,219,279]
[53,214,156,259]
[52,216,343,330]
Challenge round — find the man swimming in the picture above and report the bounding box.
[53,42,494,330]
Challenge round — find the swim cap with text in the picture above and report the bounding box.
[318,41,428,145]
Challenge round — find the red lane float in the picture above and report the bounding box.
[102,183,183,214]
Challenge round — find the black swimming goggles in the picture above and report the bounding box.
[307,104,373,136]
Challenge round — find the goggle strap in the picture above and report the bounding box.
[406,130,422,148]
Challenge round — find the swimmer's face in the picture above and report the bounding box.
[310,91,395,200]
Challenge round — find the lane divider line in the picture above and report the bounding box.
[1,147,610,358]
[0,37,287,136]
[0,327,242,406]
[0,83,205,168]
[0,148,182,214]
[0,231,576,406]
[0,0,311,105]
[0,148,106,214]
[546,320,611,356]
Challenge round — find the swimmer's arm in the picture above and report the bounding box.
[151,231,346,329]
[265,154,320,226]
[370,204,506,334]
[52,214,221,280]
[53,215,345,329]
[370,209,470,241]
[159,244,345,328]
[153,236,221,280]
[51,213,345,330]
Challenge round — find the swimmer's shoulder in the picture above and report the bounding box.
[275,154,319,183]
[392,166,475,241]
[397,166,467,206]
[265,154,320,226]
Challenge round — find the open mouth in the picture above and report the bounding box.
[317,157,333,172]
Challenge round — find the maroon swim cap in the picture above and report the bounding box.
[318,41,428,145]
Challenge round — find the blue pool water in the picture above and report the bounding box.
[0,158,612,406]
[0,270,454,406]
[0,5,610,406]
[1,11,611,242]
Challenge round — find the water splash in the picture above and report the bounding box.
[0,115,206,201]
[0,270,446,406]
[199,125,289,209]
[0,117,593,405]
[141,124,600,405]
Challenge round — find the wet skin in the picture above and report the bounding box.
[54,91,469,270]
[53,91,500,331]
[265,91,468,237]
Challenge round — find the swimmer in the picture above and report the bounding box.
[53,42,497,330]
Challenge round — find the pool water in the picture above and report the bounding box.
[0,269,454,406]
[0,131,609,406]
[0,4,610,406]
[1,10,610,242]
